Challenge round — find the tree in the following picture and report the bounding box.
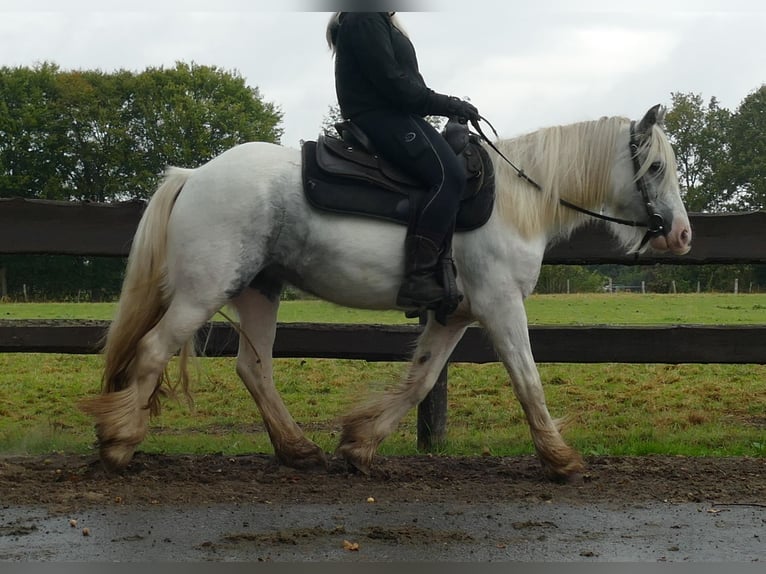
[0,62,283,201]
[320,104,344,136]
[660,89,766,291]
[727,85,766,210]
[123,62,283,198]
[49,69,137,202]
[0,62,284,300]
[0,63,62,198]
[663,92,732,212]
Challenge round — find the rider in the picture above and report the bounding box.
[326,11,480,311]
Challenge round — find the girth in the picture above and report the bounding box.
[301,125,495,232]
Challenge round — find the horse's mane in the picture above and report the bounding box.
[491,116,676,240]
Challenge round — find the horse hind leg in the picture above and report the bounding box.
[232,288,326,469]
[338,316,470,473]
[84,296,219,471]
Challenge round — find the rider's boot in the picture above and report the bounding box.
[395,235,445,309]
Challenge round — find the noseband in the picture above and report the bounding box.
[471,117,668,248]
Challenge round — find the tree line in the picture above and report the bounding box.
[0,61,282,201]
[0,63,764,299]
[665,88,766,213]
[0,62,282,300]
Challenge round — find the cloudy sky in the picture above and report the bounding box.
[1,0,764,149]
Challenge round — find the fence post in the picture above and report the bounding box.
[416,312,448,451]
[417,366,448,452]
[0,267,6,299]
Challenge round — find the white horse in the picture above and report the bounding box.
[82,105,692,481]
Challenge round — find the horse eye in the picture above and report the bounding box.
[648,161,663,174]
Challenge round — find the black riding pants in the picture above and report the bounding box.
[352,110,465,245]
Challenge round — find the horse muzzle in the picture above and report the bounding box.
[648,214,692,255]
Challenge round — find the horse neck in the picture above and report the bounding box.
[492,117,623,240]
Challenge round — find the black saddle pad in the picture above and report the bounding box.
[301,137,495,232]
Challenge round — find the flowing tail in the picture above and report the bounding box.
[91,167,192,413]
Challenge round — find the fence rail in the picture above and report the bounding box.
[2,199,766,449]
[2,197,766,263]
[2,320,766,364]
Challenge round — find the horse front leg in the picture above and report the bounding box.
[481,299,584,481]
[233,289,326,470]
[337,315,470,473]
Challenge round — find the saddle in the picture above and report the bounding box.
[301,119,495,231]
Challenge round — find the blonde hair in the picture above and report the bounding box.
[493,117,621,239]
[492,116,678,241]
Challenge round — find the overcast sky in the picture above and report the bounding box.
[1,0,764,149]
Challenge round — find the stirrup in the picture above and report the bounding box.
[404,308,421,319]
[401,255,462,325]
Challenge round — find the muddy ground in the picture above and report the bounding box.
[1,454,764,561]
[1,453,764,508]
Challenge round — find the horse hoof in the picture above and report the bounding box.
[282,451,328,471]
[345,458,371,476]
[559,471,586,485]
[275,440,328,471]
[544,462,587,483]
[335,444,373,475]
[99,443,136,473]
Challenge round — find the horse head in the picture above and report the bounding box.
[608,104,692,256]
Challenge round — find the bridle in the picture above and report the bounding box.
[470,117,668,249]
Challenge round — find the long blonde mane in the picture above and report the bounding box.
[491,116,676,240]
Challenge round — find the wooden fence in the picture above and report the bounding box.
[2,198,766,448]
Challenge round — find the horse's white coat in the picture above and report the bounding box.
[85,107,692,478]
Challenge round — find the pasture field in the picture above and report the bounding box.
[0,294,764,459]
[3,292,766,324]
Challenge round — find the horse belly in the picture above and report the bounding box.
[276,216,407,310]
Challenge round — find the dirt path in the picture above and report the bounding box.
[1,454,764,561]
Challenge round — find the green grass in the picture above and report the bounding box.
[1,294,764,458]
[0,354,763,458]
[0,301,118,321]
[0,300,411,324]
[524,293,766,325]
[3,292,766,324]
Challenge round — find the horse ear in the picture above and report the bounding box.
[637,104,663,133]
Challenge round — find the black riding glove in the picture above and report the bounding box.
[447,97,480,124]
[427,93,480,123]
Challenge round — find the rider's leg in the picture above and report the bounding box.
[352,111,464,308]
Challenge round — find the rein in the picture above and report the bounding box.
[470,116,667,247]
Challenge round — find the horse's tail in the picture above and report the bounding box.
[99,167,192,410]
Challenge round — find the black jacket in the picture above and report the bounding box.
[333,12,452,119]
